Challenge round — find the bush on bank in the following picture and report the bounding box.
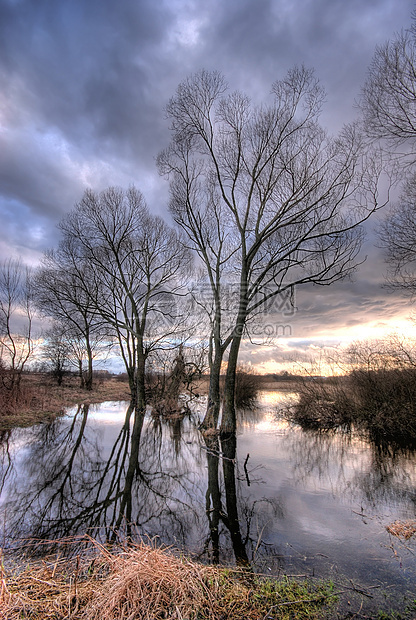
[291,337,416,443]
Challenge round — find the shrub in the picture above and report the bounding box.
[350,366,416,442]
[291,376,355,430]
[290,336,416,444]
[235,366,261,409]
[0,363,40,419]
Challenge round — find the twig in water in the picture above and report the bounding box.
[244,453,250,486]
[346,579,381,599]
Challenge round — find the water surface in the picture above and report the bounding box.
[1,391,415,615]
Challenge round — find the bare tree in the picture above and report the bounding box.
[57,186,190,411]
[158,131,238,427]
[0,258,36,391]
[160,67,387,435]
[359,18,416,163]
[42,322,71,385]
[378,174,416,294]
[358,16,416,298]
[64,325,113,387]
[357,14,416,298]
[35,243,111,390]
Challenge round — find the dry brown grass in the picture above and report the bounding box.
[1,538,337,620]
[0,373,131,431]
[386,520,416,540]
[1,541,233,620]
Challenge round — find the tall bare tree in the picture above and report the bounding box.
[57,186,190,411]
[35,243,109,390]
[159,134,238,426]
[160,67,386,435]
[0,258,36,390]
[35,249,106,390]
[378,174,416,295]
[359,15,416,298]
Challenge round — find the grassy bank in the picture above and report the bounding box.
[1,539,338,620]
[0,373,131,431]
[0,371,298,432]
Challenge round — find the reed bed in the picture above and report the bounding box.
[1,538,337,619]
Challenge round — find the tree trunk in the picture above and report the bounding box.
[201,346,222,429]
[85,337,94,390]
[202,302,227,429]
[221,277,248,435]
[135,351,147,412]
[78,359,85,388]
[221,327,243,436]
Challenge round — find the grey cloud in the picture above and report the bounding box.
[0,0,173,153]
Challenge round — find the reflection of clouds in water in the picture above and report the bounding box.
[242,410,291,433]
[239,390,298,432]
[0,427,37,456]
[257,389,298,408]
[67,401,130,424]
[253,416,290,433]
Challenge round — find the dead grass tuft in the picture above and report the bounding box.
[83,541,218,620]
[386,519,416,540]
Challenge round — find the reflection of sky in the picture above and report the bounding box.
[75,401,131,424]
[237,399,416,593]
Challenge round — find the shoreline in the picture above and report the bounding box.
[0,373,300,431]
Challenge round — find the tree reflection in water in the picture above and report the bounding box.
[0,402,282,566]
[285,426,416,512]
[203,433,250,566]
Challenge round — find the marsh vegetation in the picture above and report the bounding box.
[291,336,416,445]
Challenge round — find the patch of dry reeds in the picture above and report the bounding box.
[1,538,336,620]
[290,376,354,430]
[386,520,416,540]
[84,540,220,620]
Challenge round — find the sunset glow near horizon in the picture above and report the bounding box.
[242,314,416,375]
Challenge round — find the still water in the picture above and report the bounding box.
[1,391,415,614]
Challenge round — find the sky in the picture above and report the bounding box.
[1,0,415,372]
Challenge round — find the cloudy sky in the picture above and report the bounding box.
[1,0,415,372]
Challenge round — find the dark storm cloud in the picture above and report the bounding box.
[0,0,181,251]
[0,0,179,171]
[191,0,413,127]
[0,0,413,223]
[294,281,408,334]
[0,0,415,351]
